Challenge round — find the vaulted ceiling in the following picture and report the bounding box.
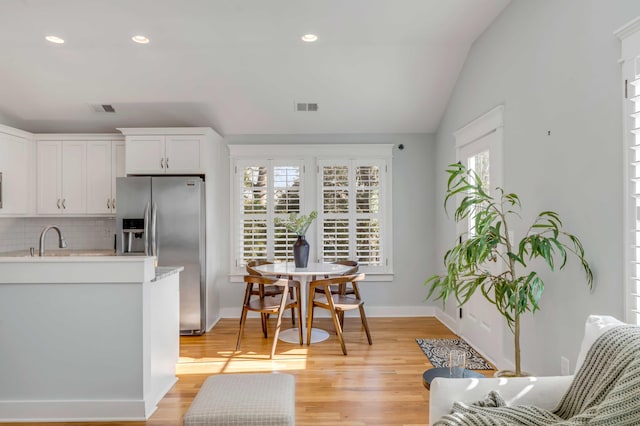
[0,0,510,135]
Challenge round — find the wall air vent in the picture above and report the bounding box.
[295,102,319,112]
[90,104,116,113]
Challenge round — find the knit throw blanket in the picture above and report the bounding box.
[433,325,640,426]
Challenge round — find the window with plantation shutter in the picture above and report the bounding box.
[318,159,388,272]
[617,18,640,325]
[235,159,305,267]
[230,144,392,276]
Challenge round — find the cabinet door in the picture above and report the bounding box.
[126,136,165,174]
[36,141,63,214]
[111,140,125,213]
[86,141,112,214]
[164,135,202,173]
[61,141,86,214]
[0,132,29,215]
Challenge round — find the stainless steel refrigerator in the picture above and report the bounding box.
[116,176,206,335]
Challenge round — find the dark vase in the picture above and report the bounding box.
[293,235,310,268]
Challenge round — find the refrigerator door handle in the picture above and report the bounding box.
[143,202,150,256]
[151,202,158,258]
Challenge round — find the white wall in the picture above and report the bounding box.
[224,133,437,316]
[434,0,640,374]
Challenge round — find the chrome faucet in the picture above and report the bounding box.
[39,225,67,256]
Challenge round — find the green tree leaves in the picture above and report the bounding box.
[425,164,593,375]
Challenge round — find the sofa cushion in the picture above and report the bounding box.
[574,314,625,373]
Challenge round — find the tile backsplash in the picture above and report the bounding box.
[0,217,116,253]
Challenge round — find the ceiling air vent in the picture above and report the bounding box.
[295,102,319,112]
[90,104,116,113]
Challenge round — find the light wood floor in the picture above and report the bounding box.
[18,317,494,426]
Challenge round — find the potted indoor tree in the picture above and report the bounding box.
[425,163,593,377]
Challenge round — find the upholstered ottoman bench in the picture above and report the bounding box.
[183,373,295,426]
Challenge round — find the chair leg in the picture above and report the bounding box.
[261,313,268,338]
[289,286,296,326]
[240,283,253,324]
[328,301,347,355]
[306,287,316,345]
[271,291,290,359]
[296,286,303,345]
[359,304,373,345]
[323,287,347,355]
[236,308,249,351]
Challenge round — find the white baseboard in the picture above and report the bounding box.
[0,399,148,422]
[434,309,458,334]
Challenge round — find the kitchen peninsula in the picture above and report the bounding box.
[0,254,182,422]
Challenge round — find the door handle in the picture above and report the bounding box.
[57,199,61,209]
[143,202,150,256]
[160,158,164,169]
[62,199,66,209]
[112,198,116,210]
[165,157,169,169]
[107,199,110,209]
[151,202,157,258]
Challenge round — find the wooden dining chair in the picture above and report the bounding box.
[236,275,303,358]
[245,260,296,326]
[314,260,359,296]
[307,273,372,355]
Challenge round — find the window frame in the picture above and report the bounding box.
[616,17,640,325]
[234,158,307,265]
[317,158,389,272]
[229,144,393,278]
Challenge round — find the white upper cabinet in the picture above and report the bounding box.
[119,128,211,175]
[86,140,125,214]
[111,141,125,212]
[36,137,124,215]
[164,135,202,172]
[124,136,165,174]
[0,128,32,215]
[37,141,86,215]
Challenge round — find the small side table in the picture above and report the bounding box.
[422,367,485,390]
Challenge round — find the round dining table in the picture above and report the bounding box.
[253,261,351,344]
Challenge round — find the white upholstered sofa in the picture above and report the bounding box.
[428,315,626,425]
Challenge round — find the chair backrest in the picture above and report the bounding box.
[312,273,365,289]
[246,260,273,276]
[333,260,359,275]
[243,274,295,289]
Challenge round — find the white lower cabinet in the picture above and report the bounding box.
[0,130,31,215]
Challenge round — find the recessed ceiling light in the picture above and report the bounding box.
[131,35,150,44]
[45,35,65,44]
[301,34,318,43]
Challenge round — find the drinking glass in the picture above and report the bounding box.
[449,350,466,378]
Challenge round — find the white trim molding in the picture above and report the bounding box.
[453,105,504,148]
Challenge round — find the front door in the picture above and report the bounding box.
[456,130,503,366]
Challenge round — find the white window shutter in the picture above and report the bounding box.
[617,17,640,325]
